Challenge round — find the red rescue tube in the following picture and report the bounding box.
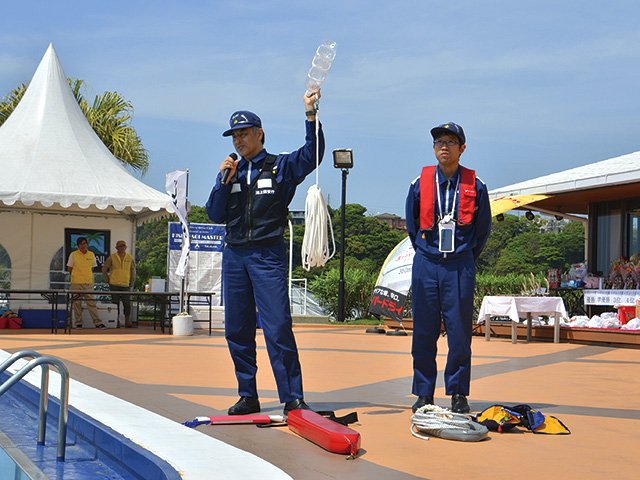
[287,410,361,456]
[207,414,283,425]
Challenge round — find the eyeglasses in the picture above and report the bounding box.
[433,140,459,148]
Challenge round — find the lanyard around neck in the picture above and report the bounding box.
[435,174,460,220]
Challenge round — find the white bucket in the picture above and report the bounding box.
[172,314,194,336]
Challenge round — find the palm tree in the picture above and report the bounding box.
[0,84,26,126]
[0,79,149,174]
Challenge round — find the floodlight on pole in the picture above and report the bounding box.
[332,149,353,322]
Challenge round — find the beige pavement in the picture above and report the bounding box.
[1,326,639,479]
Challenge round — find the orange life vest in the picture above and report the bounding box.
[419,165,476,230]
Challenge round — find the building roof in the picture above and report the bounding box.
[491,151,640,197]
[375,213,402,219]
[489,151,640,214]
[0,44,174,218]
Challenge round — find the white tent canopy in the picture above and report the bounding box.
[0,44,174,218]
[0,44,174,293]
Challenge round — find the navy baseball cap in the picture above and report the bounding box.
[222,111,262,137]
[430,122,466,145]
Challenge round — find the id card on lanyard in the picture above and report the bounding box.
[436,176,459,254]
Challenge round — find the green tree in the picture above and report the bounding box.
[554,221,586,268]
[289,204,404,281]
[309,266,376,319]
[289,204,405,312]
[0,79,149,173]
[285,222,307,274]
[335,204,406,269]
[0,244,11,289]
[0,84,26,125]
[135,216,170,290]
[494,231,551,275]
[291,204,406,319]
[476,214,536,273]
[490,219,585,275]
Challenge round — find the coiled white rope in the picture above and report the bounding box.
[410,404,486,442]
[301,106,335,271]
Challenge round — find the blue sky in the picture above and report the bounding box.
[1,1,639,216]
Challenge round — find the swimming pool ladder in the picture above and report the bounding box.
[0,350,70,461]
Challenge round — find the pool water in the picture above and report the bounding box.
[0,429,46,480]
[0,450,29,480]
[0,369,180,480]
[0,388,130,479]
[0,448,31,480]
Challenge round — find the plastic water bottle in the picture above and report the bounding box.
[305,41,337,96]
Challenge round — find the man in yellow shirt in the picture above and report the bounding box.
[67,237,105,329]
[102,240,137,327]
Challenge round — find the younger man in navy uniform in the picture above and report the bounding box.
[405,122,491,413]
[206,91,323,416]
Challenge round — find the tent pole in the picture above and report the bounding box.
[28,212,35,289]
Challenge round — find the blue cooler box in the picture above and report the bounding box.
[18,308,67,329]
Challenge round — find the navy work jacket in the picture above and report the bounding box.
[206,121,325,241]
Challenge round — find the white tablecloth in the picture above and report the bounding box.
[478,296,568,343]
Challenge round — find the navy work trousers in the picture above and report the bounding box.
[222,242,303,403]
[411,250,475,397]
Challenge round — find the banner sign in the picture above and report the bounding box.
[583,289,640,306]
[168,222,225,305]
[367,236,414,320]
[169,223,224,252]
[373,237,414,295]
[166,170,190,277]
[368,286,406,321]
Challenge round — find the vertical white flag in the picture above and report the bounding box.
[166,170,190,277]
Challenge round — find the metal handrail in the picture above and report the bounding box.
[0,351,70,461]
[0,351,47,446]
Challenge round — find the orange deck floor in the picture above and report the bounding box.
[1,325,639,480]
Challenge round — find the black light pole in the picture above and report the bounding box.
[332,149,353,322]
[337,168,348,322]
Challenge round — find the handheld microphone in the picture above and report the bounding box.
[221,153,238,184]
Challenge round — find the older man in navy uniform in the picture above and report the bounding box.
[206,91,323,416]
[405,122,491,414]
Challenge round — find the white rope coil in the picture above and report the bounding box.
[301,109,335,271]
[410,404,488,442]
[302,184,335,270]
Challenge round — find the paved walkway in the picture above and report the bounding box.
[1,326,638,479]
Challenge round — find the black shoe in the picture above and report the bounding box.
[451,394,470,413]
[411,395,434,413]
[283,398,310,416]
[227,397,260,415]
[95,323,107,329]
